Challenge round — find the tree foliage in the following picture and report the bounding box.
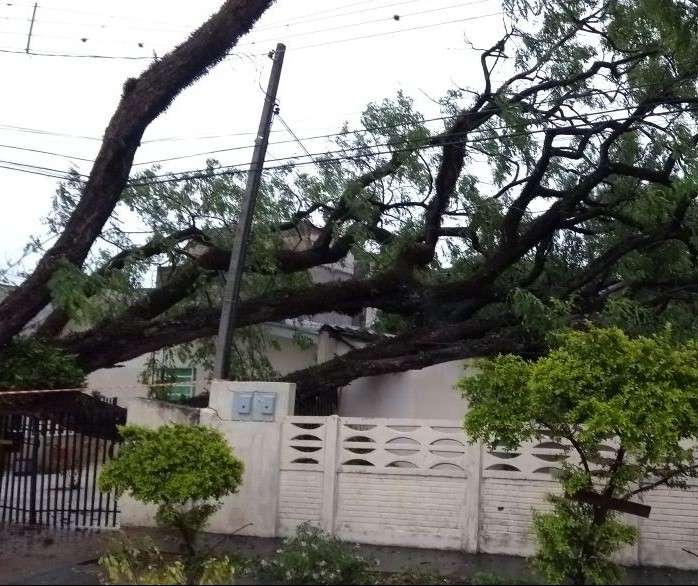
[0,338,84,392]
[99,537,236,585]
[100,424,244,555]
[459,326,698,584]
[4,1,698,410]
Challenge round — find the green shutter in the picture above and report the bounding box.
[166,367,196,399]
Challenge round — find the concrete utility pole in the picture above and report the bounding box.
[213,42,286,380]
[25,3,38,54]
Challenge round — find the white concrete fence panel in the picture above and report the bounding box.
[120,387,698,571]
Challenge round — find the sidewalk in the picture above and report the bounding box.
[0,524,111,585]
[3,524,698,585]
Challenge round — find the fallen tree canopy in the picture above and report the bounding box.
[4,0,698,411]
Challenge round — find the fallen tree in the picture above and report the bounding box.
[4,0,698,412]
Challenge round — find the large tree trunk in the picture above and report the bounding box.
[0,0,276,348]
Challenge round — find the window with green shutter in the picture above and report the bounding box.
[165,367,196,399]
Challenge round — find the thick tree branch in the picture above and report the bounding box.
[36,226,208,339]
[286,323,542,407]
[0,0,276,347]
[62,271,504,372]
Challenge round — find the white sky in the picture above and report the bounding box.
[0,0,505,278]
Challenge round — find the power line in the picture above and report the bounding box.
[1,70,694,157]
[0,123,103,141]
[236,0,499,48]
[5,99,691,170]
[0,9,502,60]
[289,11,502,51]
[0,158,88,179]
[0,46,153,60]
[256,0,477,34]
[0,163,67,180]
[132,102,650,166]
[125,111,696,188]
[126,102,698,184]
[2,1,193,33]
[0,143,94,162]
[3,0,395,35]
[2,0,496,38]
[0,121,297,144]
[276,114,321,166]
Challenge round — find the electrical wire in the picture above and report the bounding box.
[275,114,321,166]
[131,103,663,166]
[1,69,695,156]
[0,123,103,141]
[5,99,694,170]
[0,46,153,60]
[289,11,502,51]
[125,107,698,188]
[236,0,499,48]
[0,143,94,162]
[0,158,88,179]
[2,0,497,38]
[3,0,386,35]
[0,8,502,60]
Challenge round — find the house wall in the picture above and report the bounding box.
[90,347,472,421]
[80,298,469,420]
[120,397,698,571]
[87,356,151,403]
[265,335,318,376]
[338,359,473,419]
[86,327,318,403]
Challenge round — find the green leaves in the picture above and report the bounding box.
[99,537,236,585]
[47,259,141,326]
[463,326,698,475]
[99,424,243,506]
[460,326,698,584]
[258,522,375,585]
[0,338,84,391]
[99,424,244,556]
[47,261,95,323]
[533,497,638,585]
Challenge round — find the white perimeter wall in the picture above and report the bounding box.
[339,360,472,419]
[120,397,698,571]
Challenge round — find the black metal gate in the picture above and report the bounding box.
[0,405,125,527]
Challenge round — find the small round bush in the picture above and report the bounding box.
[100,424,244,555]
[100,424,243,505]
[259,522,375,584]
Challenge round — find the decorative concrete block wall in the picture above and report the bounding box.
[121,398,698,570]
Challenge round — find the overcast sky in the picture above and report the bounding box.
[0,0,505,278]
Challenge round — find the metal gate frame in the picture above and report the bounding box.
[0,406,124,527]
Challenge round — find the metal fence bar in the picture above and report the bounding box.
[89,426,100,527]
[38,418,47,525]
[97,415,108,527]
[1,415,11,523]
[0,405,123,528]
[67,413,79,526]
[29,418,39,524]
[58,418,69,527]
[16,418,24,523]
[49,418,59,528]
[82,420,94,527]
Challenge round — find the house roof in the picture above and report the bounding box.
[320,323,390,342]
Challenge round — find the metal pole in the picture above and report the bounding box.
[28,418,39,524]
[213,43,286,380]
[25,3,38,54]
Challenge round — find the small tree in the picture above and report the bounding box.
[100,424,244,558]
[458,327,698,585]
